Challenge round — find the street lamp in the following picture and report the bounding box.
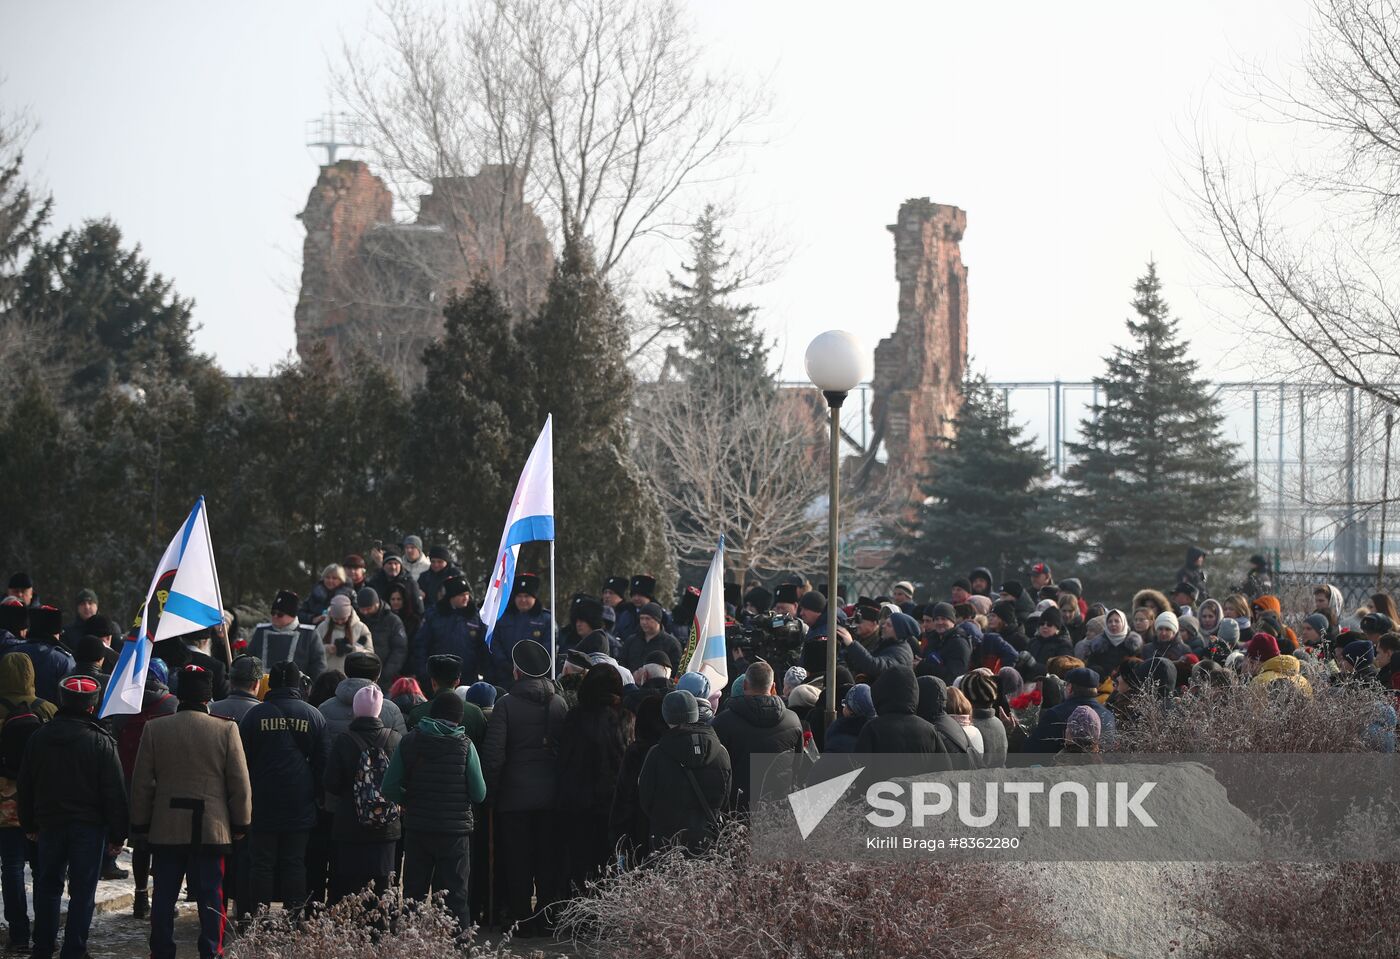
[804,330,871,734]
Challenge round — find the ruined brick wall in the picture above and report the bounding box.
[870,199,968,497]
[294,160,394,364]
[295,160,553,383]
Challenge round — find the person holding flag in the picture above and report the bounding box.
[480,418,557,685]
[482,574,554,688]
[101,497,226,720]
[681,538,730,694]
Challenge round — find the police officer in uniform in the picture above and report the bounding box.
[481,574,554,687]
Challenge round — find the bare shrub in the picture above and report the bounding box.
[1109,679,1395,754]
[556,823,1059,959]
[1188,861,1400,959]
[225,885,542,959]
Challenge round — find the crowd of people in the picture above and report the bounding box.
[0,543,1396,957]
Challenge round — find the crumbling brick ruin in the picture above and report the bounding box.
[866,199,968,495]
[294,160,553,383]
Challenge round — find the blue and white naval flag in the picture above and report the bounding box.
[684,536,729,689]
[100,496,224,718]
[481,416,555,646]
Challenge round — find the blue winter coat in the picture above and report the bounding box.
[11,638,76,704]
[414,602,486,685]
[482,604,555,687]
[239,688,329,832]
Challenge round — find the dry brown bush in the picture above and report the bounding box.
[556,822,1059,959]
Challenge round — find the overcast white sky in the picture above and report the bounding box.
[0,0,1312,389]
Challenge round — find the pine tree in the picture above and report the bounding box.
[406,281,536,580]
[1064,262,1257,601]
[0,145,51,311]
[520,237,675,604]
[900,373,1068,591]
[651,205,770,393]
[12,219,201,397]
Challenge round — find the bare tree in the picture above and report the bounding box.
[1190,0,1400,407]
[1187,0,1400,571]
[337,0,768,320]
[636,380,830,582]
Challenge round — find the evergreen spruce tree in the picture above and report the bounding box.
[407,281,536,579]
[651,205,771,393]
[900,373,1068,590]
[520,237,675,604]
[13,219,202,398]
[0,145,51,311]
[1064,263,1257,601]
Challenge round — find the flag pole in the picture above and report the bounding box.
[549,539,557,677]
[548,418,556,677]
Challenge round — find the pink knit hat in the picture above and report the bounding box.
[352,683,382,719]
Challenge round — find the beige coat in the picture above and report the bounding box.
[130,708,252,852]
[314,613,373,675]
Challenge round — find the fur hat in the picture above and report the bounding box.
[269,661,303,690]
[744,586,773,610]
[29,606,61,638]
[629,574,657,599]
[428,654,463,687]
[272,590,299,618]
[177,665,214,704]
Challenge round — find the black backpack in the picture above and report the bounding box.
[0,696,48,779]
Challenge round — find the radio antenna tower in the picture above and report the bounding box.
[306,113,365,165]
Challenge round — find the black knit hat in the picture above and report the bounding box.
[639,602,665,624]
[929,602,956,622]
[442,576,470,600]
[6,573,32,591]
[272,590,299,618]
[1039,605,1063,629]
[991,600,1019,627]
[999,580,1024,599]
[76,635,108,665]
[429,689,465,725]
[576,630,611,655]
[429,545,452,562]
[512,639,551,678]
[1038,585,1060,601]
[950,577,971,592]
[798,590,826,614]
[629,574,657,599]
[177,664,214,704]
